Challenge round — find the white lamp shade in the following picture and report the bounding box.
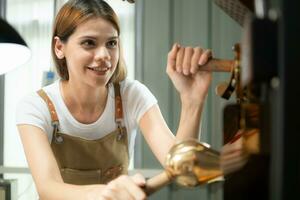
[0,18,31,75]
[0,43,31,74]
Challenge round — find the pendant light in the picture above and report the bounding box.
[0,18,31,74]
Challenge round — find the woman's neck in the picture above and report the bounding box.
[60,80,108,123]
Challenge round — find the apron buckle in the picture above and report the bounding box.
[116,120,124,141]
[52,121,64,144]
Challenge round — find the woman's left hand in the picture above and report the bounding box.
[166,43,212,104]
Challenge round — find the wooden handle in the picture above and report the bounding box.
[199,59,235,72]
[143,171,173,196]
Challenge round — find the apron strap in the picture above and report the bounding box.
[37,89,62,143]
[113,83,125,140]
[37,89,59,123]
[113,83,123,121]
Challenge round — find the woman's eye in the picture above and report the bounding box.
[106,40,118,49]
[81,40,95,48]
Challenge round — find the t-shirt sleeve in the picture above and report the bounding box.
[16,93,52,135]
[122,80,158,124]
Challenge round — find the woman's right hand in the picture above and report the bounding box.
[166,43,212,104]
[95,174,147,200]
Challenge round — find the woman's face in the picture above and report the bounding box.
[55,17,119,87]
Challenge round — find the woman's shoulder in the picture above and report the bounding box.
[17,81,59,111]
[16,89,50,124]
[16,83,57,134]
[116,78,157,102]
[18,92,43,108]
[108,78,141,97]
[116,79,157,124]
[119,78,148,94]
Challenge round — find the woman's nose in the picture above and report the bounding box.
[95,46,110,61]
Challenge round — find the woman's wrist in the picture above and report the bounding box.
[180,94,206,108]
[179,96,204,123]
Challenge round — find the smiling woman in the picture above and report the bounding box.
[14,0,213,199]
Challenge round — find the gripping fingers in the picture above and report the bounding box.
[103,175,146,200]
[118,175,146,200]
[182,47,193,75]
[198,49,212,66]
[105,179,134,200]
[167,44,213,75]
[132,173,146,187]
[190,47,203,74]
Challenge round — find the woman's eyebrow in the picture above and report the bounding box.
[107,36,119,40]
[78,35,119,40]
[78,35,97,40]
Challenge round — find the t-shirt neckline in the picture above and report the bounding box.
[57,80,112,129]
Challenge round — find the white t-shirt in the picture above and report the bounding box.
[16,78,157,161]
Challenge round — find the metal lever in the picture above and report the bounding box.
[199,59,234,72]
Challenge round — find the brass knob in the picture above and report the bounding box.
[144,139,223,195]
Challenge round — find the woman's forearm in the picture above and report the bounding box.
[38,181,105,200]
[175,96,204,140]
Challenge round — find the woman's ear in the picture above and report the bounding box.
[54,36,65,59]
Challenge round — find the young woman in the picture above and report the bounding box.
[16,0,212,199]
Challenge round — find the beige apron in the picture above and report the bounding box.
[37,83,129,185]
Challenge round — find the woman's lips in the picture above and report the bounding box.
[87,66,110,75]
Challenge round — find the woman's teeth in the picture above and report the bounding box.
[89,67,108,72]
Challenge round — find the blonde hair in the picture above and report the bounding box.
[51,0,126,83]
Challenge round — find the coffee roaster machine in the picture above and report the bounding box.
[210,0,300,199]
